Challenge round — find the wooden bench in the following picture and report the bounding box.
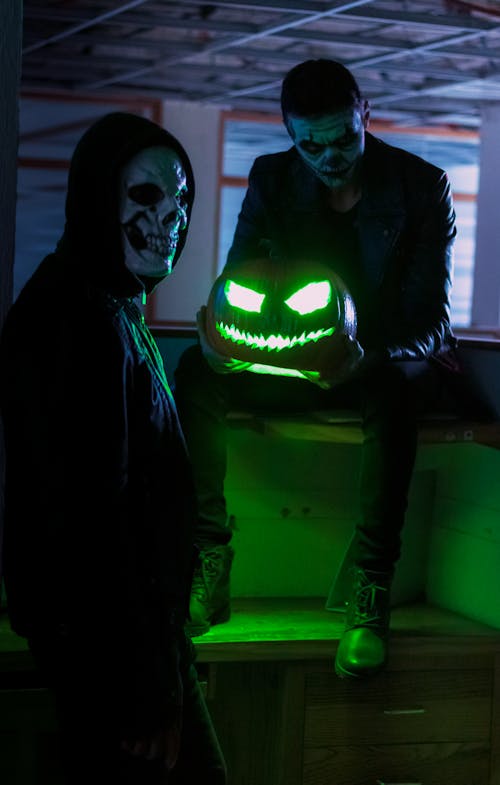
[1,602,500,785]
[227,408,500,448]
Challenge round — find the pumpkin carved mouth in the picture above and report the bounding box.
[216,321,335,352]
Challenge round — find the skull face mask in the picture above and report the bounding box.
[119,146,188,278]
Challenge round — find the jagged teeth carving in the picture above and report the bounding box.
[216,322,335,351]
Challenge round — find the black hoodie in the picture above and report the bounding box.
[60,110,195,296]
[0,112,197,734]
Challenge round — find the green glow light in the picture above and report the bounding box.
[285,281,331,315]
[216,322,335,352]
[225,280,265,313]
[248,363,318,379]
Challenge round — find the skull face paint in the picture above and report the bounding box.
[119,146,188,278]
[287,106,368,190]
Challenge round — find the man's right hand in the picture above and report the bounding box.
[197,305,252,375]
[120,649,184,770]
[121,721,182,770]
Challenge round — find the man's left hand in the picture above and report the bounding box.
[301,336,364,389]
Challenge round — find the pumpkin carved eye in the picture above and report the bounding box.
[284,280,331,315]
[224,280,265,313]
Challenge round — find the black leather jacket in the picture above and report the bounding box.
[226,132,457,361]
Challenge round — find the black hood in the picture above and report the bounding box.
[57,111,195,298]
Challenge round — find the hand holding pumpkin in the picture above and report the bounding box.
[203,258,362,387]
[197,306,252,375]
[300,334,364,389]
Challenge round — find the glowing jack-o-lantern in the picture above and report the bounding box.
[206,258,357,377]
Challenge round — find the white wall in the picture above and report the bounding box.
[471,103,500,328]
[151,99,221,325]
[426,442,500,629]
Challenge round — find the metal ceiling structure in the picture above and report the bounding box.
[21,0,500,129]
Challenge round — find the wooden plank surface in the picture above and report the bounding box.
[1,599,499,669]
[303,741,490,785]
[491,652,500,785]
[257,416,500,447]
[304,668,492,744]
[192,598,500,662]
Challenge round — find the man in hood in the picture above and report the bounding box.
[0,112,226,784]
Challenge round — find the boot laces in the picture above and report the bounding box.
[191,550,221,600]
[352,577,388,625]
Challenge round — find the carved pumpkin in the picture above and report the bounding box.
[206,257,357,376]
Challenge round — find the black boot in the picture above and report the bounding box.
[185,544,234,637]
[334,566,392,679]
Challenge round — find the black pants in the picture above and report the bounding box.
[28,634,227,785]
[174,344,459,572]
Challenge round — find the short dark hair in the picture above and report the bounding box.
[281,59,362,123]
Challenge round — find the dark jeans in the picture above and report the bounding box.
[174,344,461,572]
[28,633,226,785]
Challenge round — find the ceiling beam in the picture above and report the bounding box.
[82,0,379,89]
[23,0,154,54]
[338,5,499,31]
